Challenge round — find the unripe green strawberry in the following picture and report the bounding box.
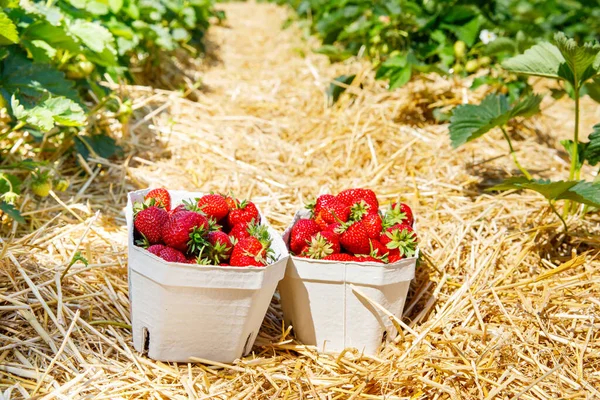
[454,41,466,59]
[465,59,479,73]
[479,56,491,67]
[31,180,52,197]
[54,179,70,192]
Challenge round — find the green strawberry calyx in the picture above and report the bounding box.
[306,233,334,259]
[384,228,417,257]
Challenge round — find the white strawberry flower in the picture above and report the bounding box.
[479,30,497,44]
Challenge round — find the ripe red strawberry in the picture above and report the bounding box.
[247,222,272,247]
[337,221,371,255]
[314,197,350,229]
[297,244,310,256]
[169,204,187,215]
[230,237,267,267]
[145,188,171,211]
[147,244,166,256]
[361,212,383,240]
[290,218,321,254]
[314,194,335,215]
[325,222,342,234]
[360,189,379,211]
[354,255,384,263]
[228,200,260,227]
[305,231,341,259]
[380,224,417,258]
[387,249,403,263]
[186,257,198,264]
[322,253,355,261]
[369,239,388,258]
[159,247,187,263]
[230,223,250,242]
[206,230,233,264]
[337,188,379,211]
[336,188,362,206]
[163,211,210,252]
[197,194,229,221]
[134,206,169,244]
[384,202,414,227]
[386,223,414,234]
[224,195,238,210]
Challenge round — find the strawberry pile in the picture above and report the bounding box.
[133,188,274,267]
[289,188,417,263]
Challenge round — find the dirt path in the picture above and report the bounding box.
[1,1,599,399]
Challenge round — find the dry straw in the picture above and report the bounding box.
[1,2,599,399]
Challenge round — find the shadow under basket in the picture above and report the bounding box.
[278,209,416,355]
[126,189,288,363]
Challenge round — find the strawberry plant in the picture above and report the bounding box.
[289,188,418,263]
[275,0,600,103]
[0,0,221,223]
[449,32,600,230]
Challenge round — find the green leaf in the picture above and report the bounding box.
[560,181,600,207]
[12,95,86,131]
[0,53,78,103]
[0,10,19,45]
[448,93,542,148]
[326,74,355,105]
[108,0,123,13]
[452,17,480,47]
[583,78,600,103]
[74,134,122,160]
[0,201,25,224]
[22,39,57,63]
[69,0,109,15]
[584,124,600,166]
[23,21,81,54]
[485,37,516,56]
[68,20,117,66]
[554,32,600,85]
[313,45,354,62]
[502,41,565,80]
[68,20,115,53]
[0,0,20,7]
[0,173,21,195]
[488,178,600,208]
[388,65,412,90]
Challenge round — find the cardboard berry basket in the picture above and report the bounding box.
[126,189,288,363]
[279,209,417,356]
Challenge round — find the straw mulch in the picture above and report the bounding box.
[1,2,600,399]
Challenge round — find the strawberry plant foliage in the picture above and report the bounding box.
[0,10,18,44]
[449,93,542,148]
[0,0,220,224]
[452,32,600,230]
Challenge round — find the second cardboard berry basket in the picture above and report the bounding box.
[126,189,289,363]
[279,207,417,356]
